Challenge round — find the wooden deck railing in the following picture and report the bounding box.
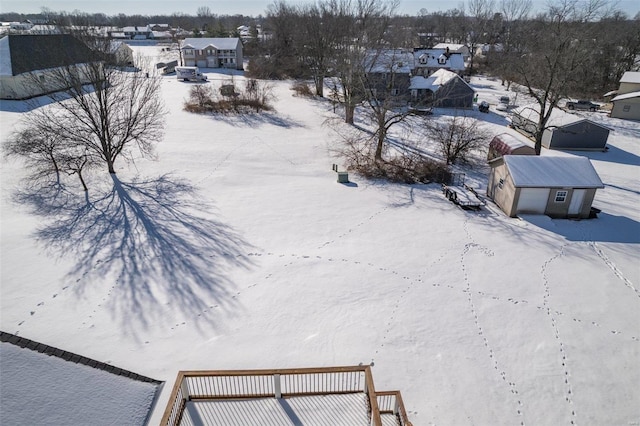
[160,365,411,426]
[376,390,413,426]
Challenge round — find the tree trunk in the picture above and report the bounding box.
[345,104,355,124]
[314,76,324,97]
[78,170,88,191]
[107,159,116,174]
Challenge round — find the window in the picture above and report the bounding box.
[555,190,568,202]
[38,74,45,83]
[391,88,399,96]
[498,178,504,189]
[623,105,631,112]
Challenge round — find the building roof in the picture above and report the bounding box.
[620,71,640,84]
[182,37,241,50]
[365,49,414,74]
[0,331,161,425]
[503,156,604,188]
[611,90,640,102]
[512,103,611,131]
[413,48,465,71]
[0,34,96,76]
[410,68,472,92]
[491,133,533,150]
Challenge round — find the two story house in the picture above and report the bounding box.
[180,38,243,70]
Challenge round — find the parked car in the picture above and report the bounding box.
[496,96,510,111]
[409,106,433,115]
[565,100,600,111]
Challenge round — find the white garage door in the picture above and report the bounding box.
[517,188,550,214]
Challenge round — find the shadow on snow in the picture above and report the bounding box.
[13,174,254,335]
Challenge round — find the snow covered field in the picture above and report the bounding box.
[1,45,639,425]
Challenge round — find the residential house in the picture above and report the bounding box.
[364,49,413,103]
[0,34,97,100]
[121,25,152,40]
[432,43,470,62]
[410,68,475,108]
[610,71,640,120]
[487,155,604,219]
[511,104,611,151]
[412,48,465,77]
[181,37,243,70]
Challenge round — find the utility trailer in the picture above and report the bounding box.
[442,183,484,210]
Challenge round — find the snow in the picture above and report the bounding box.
[1,46,639,426]
[504,156,604,188]
[620,71,640,84]
[0,342,158,425]
[512,103,610,128]
[410,69,468,92]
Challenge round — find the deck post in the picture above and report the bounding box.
[180,378,190,401]
[274,373,282,398]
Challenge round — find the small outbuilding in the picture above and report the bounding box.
[487,133,536,161]
[487,155,604,219]
[610,91,640,121]
[511,104,611,151]
[410,69,474,108]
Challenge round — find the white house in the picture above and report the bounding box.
[181,38,243,70]
[412,48,465,76]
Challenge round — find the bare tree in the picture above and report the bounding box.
[27,43,167,174]
[423,114,490,164]
[502,0,608,154]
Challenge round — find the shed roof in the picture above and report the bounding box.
[410,68,472,92]
[503,156,604,188]
[620,71,640,84]
[611,90,640,102]
[512,103,611,131]
[182,37,240,50]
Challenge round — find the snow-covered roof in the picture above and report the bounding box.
[1,336,160,425]
[365,50,414,74]
[504,156,604,188]
[410,69,471,92]
[512,103,611,130]
[432,43,469,54]
[620,71,640,84]
[611,90,640,102]
[182,37,240,50]
[491,133,532,150]
[413,49,465,71]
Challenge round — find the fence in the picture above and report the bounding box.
[161,365,412,426]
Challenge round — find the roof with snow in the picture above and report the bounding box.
[413,48,465,71]
[491,133,533,150]
[512,103,611,130]
[365,49,414,74]
[410,68,472,92]
[503,156,604,188]
[432,43,469,53]
[0,331,161,425]
[612,90,640,102]
[620,71,640,84]
[182,37,241,51]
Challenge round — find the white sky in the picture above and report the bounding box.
[1,0,638,17]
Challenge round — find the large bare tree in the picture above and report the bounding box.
[27,41,167,174]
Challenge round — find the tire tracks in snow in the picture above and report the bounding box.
[460,218,526,425]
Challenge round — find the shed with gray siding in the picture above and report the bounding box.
[487,155,604,219]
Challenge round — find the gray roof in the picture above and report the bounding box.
[504,156,604,188]
[182,37,241,50]
[0,34,96,76]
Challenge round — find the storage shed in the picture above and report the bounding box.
[487,133,536,161]
[409,69,474,108]
[511,104,611,151]
[487,156,604,219]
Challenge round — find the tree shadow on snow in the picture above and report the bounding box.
[209,111,305,129]
[13,174,255,335]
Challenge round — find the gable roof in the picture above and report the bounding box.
[410,68,473,92]
[611,90,640,102]
[503,156,604,188]
[182,37,241,51]
[365,49,414,74]
[413,48,465,71]
[512,103,612,131]
[0,34,96,76]
[620,71,640,84]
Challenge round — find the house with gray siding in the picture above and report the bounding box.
[181,38,243,70]
[410,69,474,108]
[609,71,640,121]
[487,155,604,219]
[511,104,611,151]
